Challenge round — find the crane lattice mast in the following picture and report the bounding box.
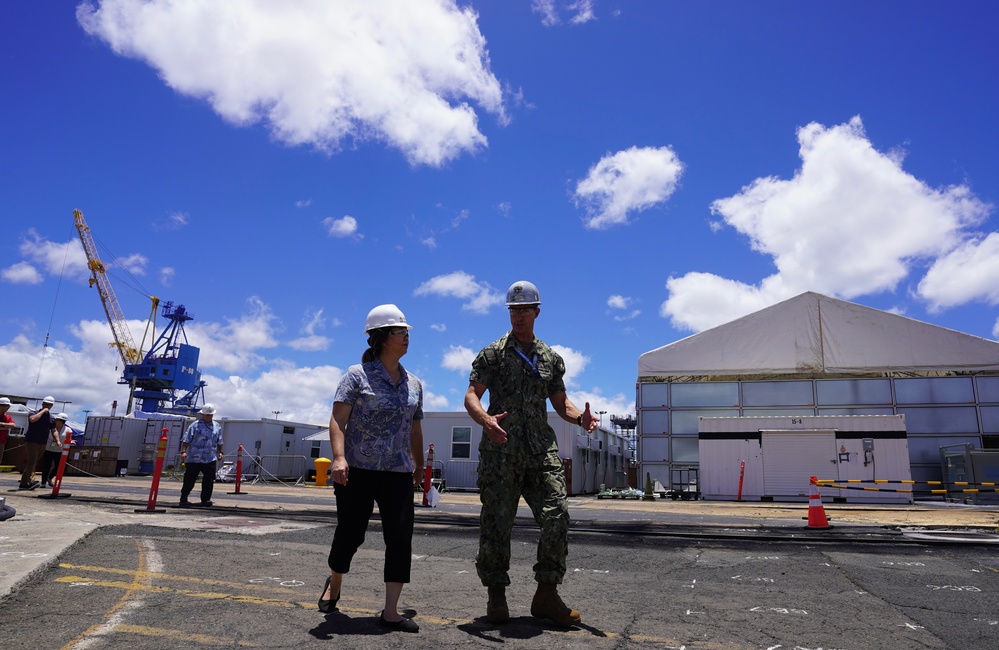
[73,209,150,365]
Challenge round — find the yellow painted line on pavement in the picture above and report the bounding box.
[60,538,149,650]
[54,573,723,646]
[55,575,310,609]
[56,564,732,647]
[58,563,304,595]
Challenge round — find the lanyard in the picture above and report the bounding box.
[512,346,540,377]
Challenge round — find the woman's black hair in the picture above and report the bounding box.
[362,327,391,363]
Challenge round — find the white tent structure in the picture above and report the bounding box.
[636,292,999,497]
[639,292,999,379]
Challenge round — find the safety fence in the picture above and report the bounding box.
[815,478,999,495]
[444,460,479,491]
[163,453,310,487]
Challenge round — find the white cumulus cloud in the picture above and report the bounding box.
[918,233,999,311]
[77,0,506,167]
[16,231,89,282]
[1,262,44,285]
[662,116,993,332]
[565,388,635,427]
[205,363,341,423]
[414,271,503,313]
[288,308,331,351]
[441,344,475,374]
[551,344,589,389]
[574,145,685,230]
[323,215,360,239]
[609,295,633,309]
[186,296,281,372]
[607,294,639,321]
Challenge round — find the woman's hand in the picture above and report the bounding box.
[331,456,349,485]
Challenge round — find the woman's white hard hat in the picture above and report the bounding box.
[364,304,412,333]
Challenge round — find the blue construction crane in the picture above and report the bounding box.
[75,210,207,415]
[123,301,206,414]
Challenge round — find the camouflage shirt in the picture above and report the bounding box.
[469,332,566,456]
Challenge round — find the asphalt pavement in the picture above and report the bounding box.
[3,471,998,600]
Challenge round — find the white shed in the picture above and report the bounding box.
[698,414,912,503]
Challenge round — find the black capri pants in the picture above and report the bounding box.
[328,467,415,583]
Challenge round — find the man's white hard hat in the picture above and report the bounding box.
[364,304,412,333]
[200,404,216,415]
[42,395,55,405]
[0,397,11,406]
[54,412,69,421]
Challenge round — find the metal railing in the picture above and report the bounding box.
[444,459,479,491]
[164,453,311,486]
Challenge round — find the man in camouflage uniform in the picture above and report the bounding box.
[464,280,597,627]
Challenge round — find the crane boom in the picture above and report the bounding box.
[73,209,156,365]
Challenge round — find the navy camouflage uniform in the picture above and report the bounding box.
[471,332,570,587]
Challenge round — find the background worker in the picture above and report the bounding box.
[321,304,424,633]
[464,280,597,627]
[0,397,16,467]
[179,403,223,507]
[20,396,56,490]
[40,412,73,487]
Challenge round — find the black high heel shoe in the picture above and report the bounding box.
[318,576,339,613]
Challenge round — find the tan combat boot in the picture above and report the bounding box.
[486,586,510,623]
[530,583,581,626]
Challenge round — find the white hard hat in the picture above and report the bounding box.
[364,304,412,333]
[54,412,69,421]
[505,280,541,306]
[199,403,216,415]
[42,395,56,404]
[0,397,10,406]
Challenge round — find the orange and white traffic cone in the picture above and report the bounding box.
[805,475,832,529]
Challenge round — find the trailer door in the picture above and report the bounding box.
[761,430,836,498]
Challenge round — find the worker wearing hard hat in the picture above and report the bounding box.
[321,304,424,633]
[179,403,224,507]
[40,413,73,488]
[20,396,56,490]
[464,281,597,627]
[0,397,16,469]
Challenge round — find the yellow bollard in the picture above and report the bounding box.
[314,457,332,487]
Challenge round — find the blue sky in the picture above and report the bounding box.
[2,1,997,424]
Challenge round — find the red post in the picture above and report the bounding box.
[135,428,169,513]
[228,443,248,495]
[737,459,746,501]
[421,443,435,507]
[38,429,74,500]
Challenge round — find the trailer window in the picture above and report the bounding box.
[452,426,471,459]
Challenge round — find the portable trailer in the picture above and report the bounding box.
[698,414,912,503]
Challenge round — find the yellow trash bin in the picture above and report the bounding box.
[314,457,332,487]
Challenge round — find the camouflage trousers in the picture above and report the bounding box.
[476,450,569,587]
